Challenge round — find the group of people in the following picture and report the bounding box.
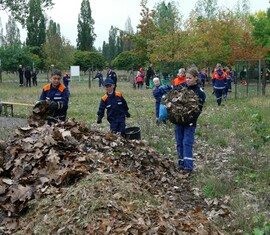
[34,64,209,175]
[18,65,37,87]
[134,64,157,89]
[93,66,118,89]
[211,63,233,106]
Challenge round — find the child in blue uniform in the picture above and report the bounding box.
[152,77,171,124]
[35,69,69,125]
[175,68,206,174]
[97,78,130,136]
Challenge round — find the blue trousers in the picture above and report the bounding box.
[155,101,160,118]
[215,88,224,106]
[175,124,195,171]
[110,119,126,136]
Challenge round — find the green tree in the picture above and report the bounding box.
[102,41,110,63]
[154,1,181,34]
[112,51,141,70]
[108,26,118,62]
[42,20,74,70]
[123,16,134,51]
[74,50,105,72]
[132,0,157,65]
[250,10,270,61]
[77,0,96,51]
[5,15,20,46]
[0,44,32,71]
[26,0,46,56]
[0,0,53,25]
[0,18,6,46]
[195,0,218,20]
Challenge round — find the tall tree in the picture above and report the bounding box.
[154,1,181,34]
[123,16,134,51]
[42,19,74,70]
[46,19,61,39]
[77,0,96,51]
[0,18,6,46]
[26,0,46,55]
[0,0,53,25]
[5,15,20,45]
[132,0,157,64]
[251,10,270,61]
[195,0,218,20]
[108,26,118,62]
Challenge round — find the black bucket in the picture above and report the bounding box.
[125,126,141,140]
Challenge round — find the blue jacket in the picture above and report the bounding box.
[63,76,70,87]
[94,72,103,80]
[212,69,227,89]
[153,85,171,103]
[40,83,69,121]
[97,91,129,123]
[187,84,206,126]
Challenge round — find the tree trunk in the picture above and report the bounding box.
[262,66,266,96]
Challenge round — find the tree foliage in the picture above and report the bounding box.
[0,0,53,25]
[26,0,46,56]
[0,44,32,71]
[102,26,123,64]
[153,1,181,34]
[77,0,96,51]
[74,50,106,72]
[5,15,21,46]
[250,10,270,61]
[112,51,141,70]
[41,20,74,70]
[195,0,218,20]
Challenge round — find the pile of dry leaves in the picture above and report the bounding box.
[163,88,200,125]
[0,118,230,234]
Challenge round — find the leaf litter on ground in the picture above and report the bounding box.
[0,117,230,234]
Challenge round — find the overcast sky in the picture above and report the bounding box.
[0,0,269,48]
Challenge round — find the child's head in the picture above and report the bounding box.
[104,78,115,94]
[50,69,62,87]
[153,77,160,86]
[186,68,199,86]
[178,68,185,77]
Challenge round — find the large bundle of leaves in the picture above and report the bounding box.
[162,88,200,125]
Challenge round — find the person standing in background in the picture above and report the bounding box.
[106,66,118,90]
[63,73,71,97]
[212,63,227,106]
[146,64,155,89]
[173,68,187,90]
[32,68,37,86]
[18,65,24,86]
[24,66,32,87]
[93,70,104,88]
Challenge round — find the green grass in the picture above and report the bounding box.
[1,74,270,233]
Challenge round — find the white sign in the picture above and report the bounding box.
[70,66,80,81]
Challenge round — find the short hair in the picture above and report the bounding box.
[216,63,222,68]
[153,77,160,82]
[51,69,62,77]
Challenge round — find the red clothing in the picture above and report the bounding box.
[136,76,143,83]
[173,76,186,86]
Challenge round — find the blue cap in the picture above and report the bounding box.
[104,78,114,86]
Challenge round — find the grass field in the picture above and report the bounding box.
[1,73,270,233]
